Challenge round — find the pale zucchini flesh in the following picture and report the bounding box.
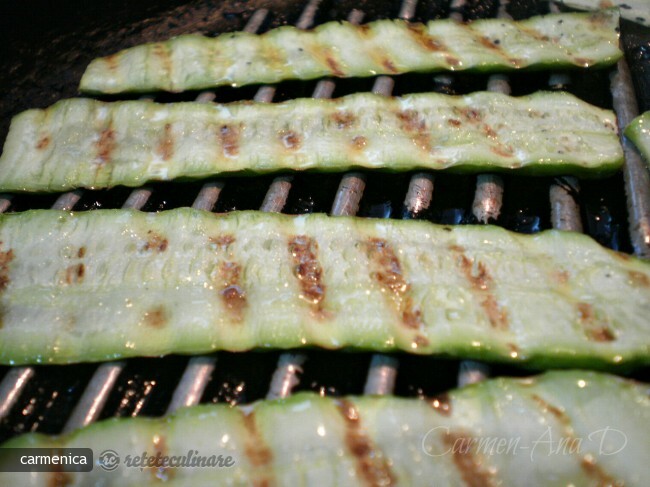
[559,1,649,26]
[78,10,622,94]
[1,371,648,486]
[625,110,650,166]
[0,209,648,368]
[0,92,622,193]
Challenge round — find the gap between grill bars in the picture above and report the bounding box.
[0,0,648,437]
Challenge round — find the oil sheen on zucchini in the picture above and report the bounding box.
[78,9,622,94]
[0,92,622,192]
[625,111,650,165]
[1,371,647,486]
[0,209,648,368]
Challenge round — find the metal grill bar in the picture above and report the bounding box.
[0,367,34,420]
[610,59,650,258]
[550,177,583,232]
[62,362,125,433]
[121,187,153,210]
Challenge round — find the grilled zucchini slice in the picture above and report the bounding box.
[559,1,649,26]
[79,10,622,94]
[1,371,647,486]
[0,91,622,192]
[625,111,650,165]
[0,209,647,367]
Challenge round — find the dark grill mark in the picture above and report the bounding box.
[332,111,357,129]
[455,108,514,158]
[210,234,246,322]
[63,263,85,285]
[552,270,569,285]
[143,231,168,253]
[0,246,15,292]
[429,392,452,416]
[356,24,371,36]
[577,302,616,342]
[352,136,367,150]
[483,125,498,139]
[219,124,240,157]
[105,54,119,72]
[77,247,86,258]
[451,245,509,330]
[588,10,613,27]
[531,394,570,428]
[490,145,514,157]
[382,58,398,73]
[325,55,344,77]
[448,119,462,127]
[459,108,482,123]
[241,411,274,487]
[443,431,495,487]
[219,262,246,322]
[144,306,168,329]
[581,455,622,486]
[152,43,173,78]
[36,135,51,150]
[288,236,327,317]
[96,127,116,164]
[397,110,430,152]
[406,24,446,52]
[157,123,174,161]
[445,55,461,66]
[337,399,396,487]
[629,271,650,287]
[210,235,235,248]
[366,238,424,333]
[151,434,174,481]
[479,37,499,50]
[280,130,301,150]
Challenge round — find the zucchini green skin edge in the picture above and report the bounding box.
[625,111,650,166]
[560,1,649,27]
[0,92,622,193]
[1,371,648,486]
[78,9,622,94]
[0,209,648,368]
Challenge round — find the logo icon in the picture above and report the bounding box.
[98,450,120,471]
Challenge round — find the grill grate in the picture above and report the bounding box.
[0,0,649,444]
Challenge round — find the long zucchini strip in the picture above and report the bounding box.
[0,92,622,192]
[625,111,650,165]
[1,371,647,486]
[0,209,648,367]
[79,10,622,94]
[559,1,649,26]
